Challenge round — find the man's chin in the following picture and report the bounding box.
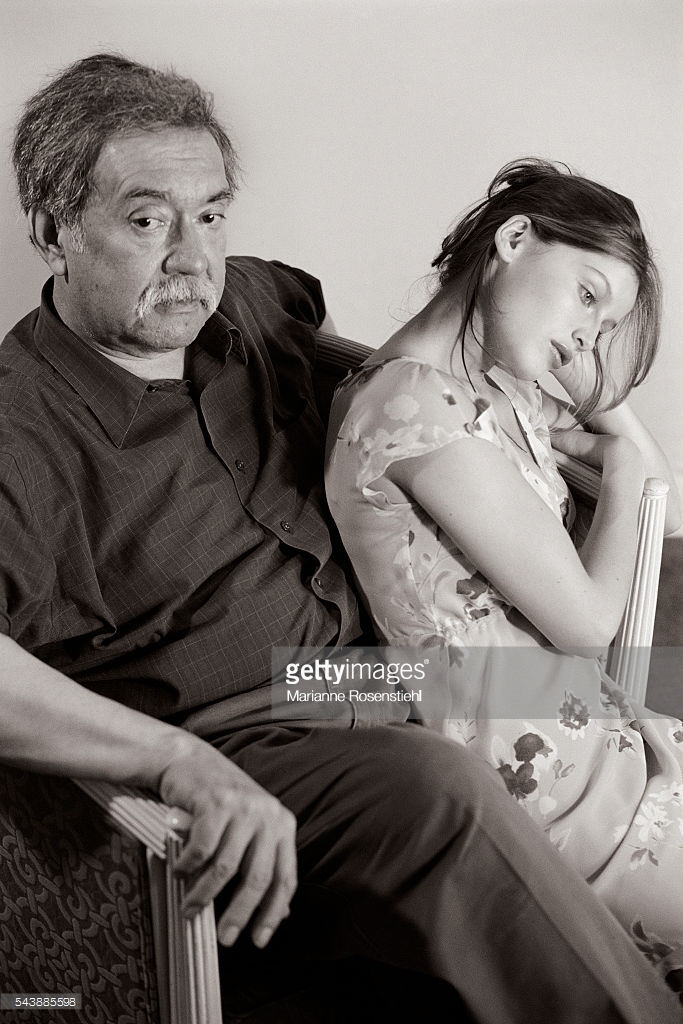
[135,303,215,348]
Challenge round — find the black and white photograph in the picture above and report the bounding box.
[0,2,681,1022]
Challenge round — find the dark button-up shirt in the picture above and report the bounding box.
[0,257,360,717]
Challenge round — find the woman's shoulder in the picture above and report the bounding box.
[328,355,501,472]
[336,355,482,418]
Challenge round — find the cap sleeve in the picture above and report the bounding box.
[331,358,503,510]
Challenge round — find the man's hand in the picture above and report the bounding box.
[0,633,297,950]
[157,737,297,948]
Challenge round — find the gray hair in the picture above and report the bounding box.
[13,53,239,240]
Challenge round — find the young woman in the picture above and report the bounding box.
[325,159,683,993]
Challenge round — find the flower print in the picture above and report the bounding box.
[634,801,670,845]
[599,681,620,714]
[463,603,490,621]
[497,761,538,800]
[651,782,683,809]
[558,691,591,739]
[628,784,683,870]
[538,795,558,816]
[444,716,478,746]
[629,920,683,988]
[494,729,555,803]
[385,598,466,651]
[383,394,420,422]
[669,721,683,746]
[599,679,634,723]
[357,423,430,495]
[601,723,636,753]
[612,823,628,845]
[551,758,575,781]
[456,573,490,601]
[616,732,634,752]
[432,424,465,448]
[549,825,571,852]
[392,530,415,575]
[360,424,425,462]
[514,732,552,763]
[456,572,497,621]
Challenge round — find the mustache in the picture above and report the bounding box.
[135,277,220,320]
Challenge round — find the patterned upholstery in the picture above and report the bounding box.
[0,768,159,1024]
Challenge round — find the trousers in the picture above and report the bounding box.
[206,720,682,1023]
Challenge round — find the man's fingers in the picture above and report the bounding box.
[248,835,298,948]
[159,750,298,945]
[181,816,253,912]
[216,821,297,947]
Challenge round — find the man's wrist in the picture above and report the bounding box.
[120,722,201,792]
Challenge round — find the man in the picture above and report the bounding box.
[1,54,680,1022]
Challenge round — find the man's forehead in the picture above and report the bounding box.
[91,127,229,201]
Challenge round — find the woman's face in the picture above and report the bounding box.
[480,219,639,381]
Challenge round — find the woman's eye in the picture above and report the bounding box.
[580,287,596,308]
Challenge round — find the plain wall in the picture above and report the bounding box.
[1,0,681,510]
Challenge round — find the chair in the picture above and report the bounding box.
[0,331,668,1023]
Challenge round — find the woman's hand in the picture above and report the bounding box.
[550,426,643,474]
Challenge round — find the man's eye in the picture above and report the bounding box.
[201,212,225,225]
[132,217,163,229]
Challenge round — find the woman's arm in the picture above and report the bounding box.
[387,418,646,652]
[542,390,681,535]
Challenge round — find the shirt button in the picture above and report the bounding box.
[235,459,245,472]
[147,384,158,392]
[313,576,324,590]
[280,519,292,532]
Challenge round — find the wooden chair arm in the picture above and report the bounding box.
[606,477,669,704]
[74,779,222,1024]
[555,452,669,701]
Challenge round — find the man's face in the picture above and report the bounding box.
[54,127,231,356]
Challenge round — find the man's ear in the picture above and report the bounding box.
[28,207,70,277]
[493,216,534,264]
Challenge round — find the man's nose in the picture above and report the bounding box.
[164,220,208,276]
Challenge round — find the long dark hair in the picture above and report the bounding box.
[432,158,660,419]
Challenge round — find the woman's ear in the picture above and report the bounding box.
[493,215,534,264]
[28,207,70,277]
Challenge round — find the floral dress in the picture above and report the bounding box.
[325,356,683,988]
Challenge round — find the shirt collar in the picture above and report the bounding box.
[33,278,245,447]
[481,364,543,430]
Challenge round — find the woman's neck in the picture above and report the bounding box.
[399,285,496,378]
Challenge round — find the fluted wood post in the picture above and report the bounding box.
[607,478,669,704]
[74,779,222,1024]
